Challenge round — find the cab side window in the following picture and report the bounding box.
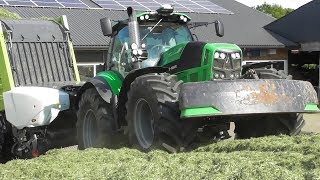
[111,27,130,75]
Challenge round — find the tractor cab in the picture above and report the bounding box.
[110,20,192,73]
[104,6,193,76]
[101,5,223,77]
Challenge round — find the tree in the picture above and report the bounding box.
[0,8,20,19]
[255,3,293,19]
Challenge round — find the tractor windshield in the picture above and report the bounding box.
[115,22,193,68]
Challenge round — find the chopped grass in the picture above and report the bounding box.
[1,134,320,180]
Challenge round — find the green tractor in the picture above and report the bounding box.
[76,5,319,152]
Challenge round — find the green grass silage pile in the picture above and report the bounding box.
[1,134,320,180]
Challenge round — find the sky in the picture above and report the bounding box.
[235,0,313,9]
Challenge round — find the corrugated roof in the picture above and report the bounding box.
[4,0,298,49]
[265,0,320,44]
[192,0,297,48]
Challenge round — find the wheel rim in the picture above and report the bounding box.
[134,98,154,149]
[83,109,98,148]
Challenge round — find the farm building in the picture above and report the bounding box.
[1,0,299,79]
[265,0,320,87]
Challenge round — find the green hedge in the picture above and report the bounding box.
[1,134,320,179]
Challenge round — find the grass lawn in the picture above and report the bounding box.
[1,134,320,180]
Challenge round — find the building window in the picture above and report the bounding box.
[244,49,261,57]
[77,63,104,81]
[242,60,288,74]
[243,49,276,58]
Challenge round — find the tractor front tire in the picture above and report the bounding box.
[235,113,305,138]
[126,73,190,152]
[77,88,116,150]
[235,68,305,138]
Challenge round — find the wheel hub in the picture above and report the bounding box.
[134,98,154,149]
[83,109,98,148]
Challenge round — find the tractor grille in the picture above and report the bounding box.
[213,51,241,79]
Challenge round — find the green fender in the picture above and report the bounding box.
[78,71,123,103]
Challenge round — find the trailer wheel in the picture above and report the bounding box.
[0,113,13,163]
[126,73,193,152]
[77,88,116,150]
[0,131,3,162]
[235,68,305,138]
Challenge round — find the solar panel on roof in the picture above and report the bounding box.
[0,0,88,8]
[33,0,56,2]
[60,3,88,8]
[98,4,124,10]
[93,0,233,14]
[60,0,81,2]
[33,1,63,7]
[6,0,35,6]
[0,0,6,5]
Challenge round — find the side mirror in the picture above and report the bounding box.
[215,20,224,37]
[192,33,199,41]
[100,18,113,36]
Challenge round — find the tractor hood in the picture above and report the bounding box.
[206,43,241,52]
[159,42,241,66]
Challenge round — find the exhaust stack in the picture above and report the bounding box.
[127,7,143,69]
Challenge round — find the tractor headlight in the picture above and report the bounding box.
[235,74,240,78]
[214,73,219,79]
[219,53,226,59]
[131,43,138,50]
[145,15,149,20]
[231,53,236,59]
[132,49,138,55]
[180,15,184,20]
[183,17,188,22]
[235,53,241,59]
[138,49,143,55]
[230,74,234,79]
[220,74,225,78]
[214,52,220,59]
[139,16,145,21]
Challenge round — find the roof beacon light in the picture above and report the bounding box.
[131,43,138,50]
[156,4,174,14]
[133,49,138,55]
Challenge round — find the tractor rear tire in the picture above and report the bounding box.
[235,68,305,138]
[126,73,194,152]
[77,88,117,150]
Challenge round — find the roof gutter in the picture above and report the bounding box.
[73,46,108,51]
